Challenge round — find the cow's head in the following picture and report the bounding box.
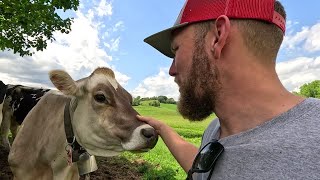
[49,67,158,157]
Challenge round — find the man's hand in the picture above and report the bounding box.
[137,114,198,172]
[136,115,165,134]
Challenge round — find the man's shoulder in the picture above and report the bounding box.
[201,118,220,145]
[207,118,219,129]
[294,98,320,115]
[301,97,320,106]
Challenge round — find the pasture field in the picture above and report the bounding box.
[123,101,216,180]
[2,101,215,179]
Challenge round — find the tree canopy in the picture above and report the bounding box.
[298,80,320,98]
[0,0,79,56]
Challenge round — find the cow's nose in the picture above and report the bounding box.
[140,127,158,149]
[141,128,157,139]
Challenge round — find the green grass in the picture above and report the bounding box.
[122,102,215,179]
[7,100,213,179]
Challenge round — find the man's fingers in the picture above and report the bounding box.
[137,115,159,127]
[137,115,156,122]
[136,115,148,122]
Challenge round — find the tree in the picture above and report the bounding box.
[166,98,176,104]
[299,80,320,98]
[132,96,141,106]
[0,0,79,56]
[157,95,168,103]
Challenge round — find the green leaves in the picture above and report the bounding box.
[299,80,320,98]
[0,0,79,56]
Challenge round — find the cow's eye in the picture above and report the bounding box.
[94,94,106,103]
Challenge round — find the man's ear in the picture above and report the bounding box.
[210,15,231,59]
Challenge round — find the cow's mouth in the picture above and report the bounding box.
[130,148,151,153]
[127,137,158,153]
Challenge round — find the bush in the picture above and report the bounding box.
[132,99,141,106]
[149,100,160,107]
[132,96,141,106]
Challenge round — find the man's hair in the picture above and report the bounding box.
[194,1,286,63]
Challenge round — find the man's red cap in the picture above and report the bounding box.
[144,0,286,58]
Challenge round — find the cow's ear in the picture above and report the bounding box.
[49,70,79,96]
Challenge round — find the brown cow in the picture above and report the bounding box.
[9,67,158,180]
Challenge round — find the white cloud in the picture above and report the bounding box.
[0,1,129,88]
[129,21,320,100]
[131,68,179,100]
[286,20,299,31]
[0,52,61,88]
[104,38,121,52]
[113,68,131,86]
[304,23,320,52]
[95,0,112,17]
[113,21,125,32]
[109,37,120,52]
[131,56,320,101]
[282,26,309,50]
[102,21,125,40]
[282,22,320,53]
[277,56,320,92]
[86,9,95,21]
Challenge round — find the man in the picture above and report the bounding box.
[138,0,320,179]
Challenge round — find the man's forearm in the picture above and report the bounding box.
[159,125,199,172]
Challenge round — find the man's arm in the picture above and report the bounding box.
[137,115,199,172]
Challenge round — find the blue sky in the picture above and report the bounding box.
[1,0,320,100]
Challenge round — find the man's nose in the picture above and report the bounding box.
[169,59,177,76]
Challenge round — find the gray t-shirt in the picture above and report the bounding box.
[194,98,320,180]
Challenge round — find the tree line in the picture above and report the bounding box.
[132,96,176,107]
[133,80,320,107]
[293,80,320,98]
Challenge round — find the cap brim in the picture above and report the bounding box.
[144,22,189,58]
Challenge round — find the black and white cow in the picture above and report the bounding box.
[0,80,7,127]
[0,84,50,149]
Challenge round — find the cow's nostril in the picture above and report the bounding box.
[141,128,156,139]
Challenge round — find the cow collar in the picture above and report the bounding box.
[64,98,86,162]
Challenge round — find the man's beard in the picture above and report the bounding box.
[177,43,221,121]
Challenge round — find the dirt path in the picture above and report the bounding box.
[0,146,143,180]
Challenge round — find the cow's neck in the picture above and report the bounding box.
[64,97,99,175]
[64,98,86,162]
